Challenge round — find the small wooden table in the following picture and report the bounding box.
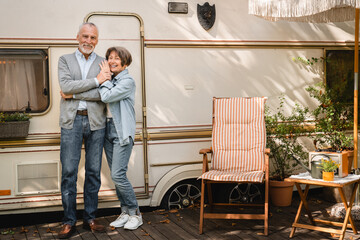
[285,174,360,240]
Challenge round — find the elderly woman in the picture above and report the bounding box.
[98,46,142,230]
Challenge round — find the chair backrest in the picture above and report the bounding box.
[212,97,266,172]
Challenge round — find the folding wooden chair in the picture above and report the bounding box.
[199,97,269,235]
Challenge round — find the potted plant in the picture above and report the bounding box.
[306,82,353,172]
[265,96,311,206]
[306,82,354,201]
[319,159,340,181]
[0,112,31,138]
[306,82,353,152]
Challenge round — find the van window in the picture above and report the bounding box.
[0,49,49,113]
[325,50,354,105]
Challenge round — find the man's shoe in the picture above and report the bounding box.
[58,224,76,239]
[124,215,143,230]
[83,219,106,233]
[110,212,129,228]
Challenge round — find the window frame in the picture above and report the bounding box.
[0,48,50,114]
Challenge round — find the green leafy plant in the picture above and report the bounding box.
[292,56,327,65]
[266,96,311,181]
[306,82,353,151]
[318,159,340,172]
[0,112,31,123]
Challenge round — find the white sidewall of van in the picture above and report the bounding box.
[150,164,202,207]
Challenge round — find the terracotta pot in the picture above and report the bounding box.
[322,171,334,181]
[269,180,294,207]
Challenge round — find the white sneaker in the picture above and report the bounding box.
[110,212,129,228]
[124,215,143,230]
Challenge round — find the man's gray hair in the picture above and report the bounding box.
[78,22,99,35]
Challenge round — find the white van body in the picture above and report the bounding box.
[0,0,354,214]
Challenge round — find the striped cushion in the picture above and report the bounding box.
[200,170,265,182]
[200,97,266,182]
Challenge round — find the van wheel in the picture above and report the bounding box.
[161,179,201,210]
[229,183,262,204]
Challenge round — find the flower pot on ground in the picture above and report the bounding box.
[0,112,31,138]
[266,96,311,207]
[269,180,294,207]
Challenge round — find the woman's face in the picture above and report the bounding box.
[108,51,126,75]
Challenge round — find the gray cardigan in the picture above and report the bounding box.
[58,52,106,131]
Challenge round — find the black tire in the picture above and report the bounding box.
[228,183,263,204]
[160,179,201,210]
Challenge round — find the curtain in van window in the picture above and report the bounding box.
[0,57,47,112]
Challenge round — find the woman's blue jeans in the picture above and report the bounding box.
[60,115,105,225]
[104,119,138,215]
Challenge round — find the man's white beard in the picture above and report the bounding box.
[79,44,94,55]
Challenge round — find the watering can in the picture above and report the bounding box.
[292,155,323,179]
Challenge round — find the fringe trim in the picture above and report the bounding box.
[249,0,359,22]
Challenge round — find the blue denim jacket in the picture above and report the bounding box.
[99,69,136,146]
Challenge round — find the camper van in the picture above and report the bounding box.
[0,0,355,214]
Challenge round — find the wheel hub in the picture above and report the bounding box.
[241,196,249,203]
[181,197,191,207]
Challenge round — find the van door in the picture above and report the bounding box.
[86,13,148,198]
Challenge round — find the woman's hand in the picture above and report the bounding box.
[97,60,112,84]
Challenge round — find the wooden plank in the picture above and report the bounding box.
[138,216,168,240]
[76,222,98,240]
[103,216,127,240]
[204,213,265,220]
[12,227,28,240]
[180,207,243,240]
[47,222,61,239]
[209,219,256,240]
[0,227,18,240]
[141,209,187,240]
[293,223,342,234]
[35,223,55,240]
[90,217,112,240]
[130,215,154,240]
[314,218,351,228]
[45,222,82,240]
[24,224,41,240]
[166,209,209,239]
[104,215,139,240]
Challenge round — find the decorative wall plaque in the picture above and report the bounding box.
[197,2,216,31]
[168,2,188,14]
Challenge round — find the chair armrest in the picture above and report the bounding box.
[265,148,270,155]
[199,148,212,154]
[199,148,212,173]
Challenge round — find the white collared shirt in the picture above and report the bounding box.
[74,49,98,110]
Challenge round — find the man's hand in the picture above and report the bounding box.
[97,60,112,84]
[60,90,73,100]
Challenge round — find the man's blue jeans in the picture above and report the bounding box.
[104,119,138,215]
[60,115,105,226]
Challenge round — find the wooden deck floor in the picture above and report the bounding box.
[1,192,360,240]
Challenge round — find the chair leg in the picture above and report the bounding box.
[264,180,269,236]
[199,179,206,234]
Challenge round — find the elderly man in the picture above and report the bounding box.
[57,22,111,239]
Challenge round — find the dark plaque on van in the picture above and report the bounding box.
[197,2,216,31]
[168,2,188,14]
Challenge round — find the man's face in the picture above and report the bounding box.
[77,25,98,56]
